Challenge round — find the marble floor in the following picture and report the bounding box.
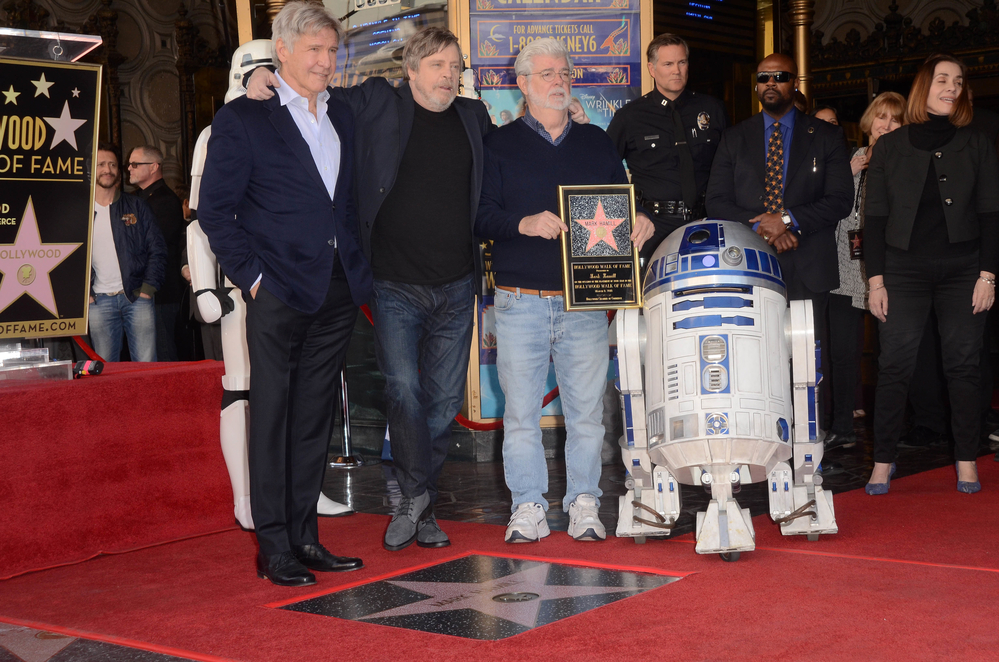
[321,414,993,539]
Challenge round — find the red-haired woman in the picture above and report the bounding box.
[864,54,999,494]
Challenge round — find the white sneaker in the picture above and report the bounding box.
[505,502,550,543]
[567,494,605,541]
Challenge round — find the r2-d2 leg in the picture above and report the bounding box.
[613,308,682,541]
[768,300,837,540]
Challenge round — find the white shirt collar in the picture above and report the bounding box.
[273,70,330,109]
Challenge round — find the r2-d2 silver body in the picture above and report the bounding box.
[614,220,837,558]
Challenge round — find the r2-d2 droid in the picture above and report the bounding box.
[614,220,837,559]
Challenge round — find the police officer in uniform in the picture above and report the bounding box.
[607,33,727,263]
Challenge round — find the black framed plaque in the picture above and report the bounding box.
[558,184,641,312]
[0,56,101,339]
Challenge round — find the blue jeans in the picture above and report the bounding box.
[88,293,157,362]
[493,289,607,512]
[370,273,475,503]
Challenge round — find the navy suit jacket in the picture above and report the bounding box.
[330,78,493,293]
[198,93,372,313]
[705,109,853,293]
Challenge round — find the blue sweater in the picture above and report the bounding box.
[476,118,629,291]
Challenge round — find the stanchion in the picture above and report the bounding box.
[329,368,364,469]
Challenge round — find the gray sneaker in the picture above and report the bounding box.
[416,514,450,548]
[384,491,431,551]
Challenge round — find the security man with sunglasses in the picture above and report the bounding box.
[706,53,852,436]
[607,33,727,264]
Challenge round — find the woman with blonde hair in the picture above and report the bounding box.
[823,91,907,452]
[864,54,999,494]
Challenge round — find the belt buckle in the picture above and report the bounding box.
[540,290,559,299]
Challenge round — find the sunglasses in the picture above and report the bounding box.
[756,71,793,84]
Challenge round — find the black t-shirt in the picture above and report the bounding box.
[371,103,473,285]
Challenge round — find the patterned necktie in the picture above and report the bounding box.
[764,121,784,213]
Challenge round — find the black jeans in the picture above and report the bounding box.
[873,250,986,463]
[828,293,864,435]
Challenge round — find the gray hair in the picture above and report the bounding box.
[271,1,344,66]
[402,27,460,81]
[514,38,573,77]
[134,145,163,164]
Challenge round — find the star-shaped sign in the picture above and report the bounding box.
[71,87,81,98]
[0,197,82,317]
[2,85,19,105]
[850,234,862,250]
[44,101,87,150]
[31,72,54,98]
[578,198,626,252]
[359,563,639,629]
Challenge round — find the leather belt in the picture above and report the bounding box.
[639,195,705,220]
[495,285,563,298]
[94,290,125,296]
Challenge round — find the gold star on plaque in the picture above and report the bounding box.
[31,72,54,98]
[2,85,19,105]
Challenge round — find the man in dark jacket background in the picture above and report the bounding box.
[127,145,187,361]
[88,142,167,362]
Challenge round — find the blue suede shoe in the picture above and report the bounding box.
[955,462,981,494]
[865,463,896,495]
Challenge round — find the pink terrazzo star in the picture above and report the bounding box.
[579,198,625,252]
[0,197,82,317]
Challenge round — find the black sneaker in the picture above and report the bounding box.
[824,431,857,451]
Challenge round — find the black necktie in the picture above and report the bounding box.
[666,99,697,210]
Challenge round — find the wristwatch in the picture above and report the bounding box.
[781,211,794,232]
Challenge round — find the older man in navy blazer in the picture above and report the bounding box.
[198,2,372,587]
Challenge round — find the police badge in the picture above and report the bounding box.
[697,111,710,131]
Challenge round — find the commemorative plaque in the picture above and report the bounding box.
[0,44,102,340]
[558,184,641,311]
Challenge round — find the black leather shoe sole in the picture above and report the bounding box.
[383,532,418,552]
[299,558,364,572]
[256,569,316,587]
[416,538,451,549]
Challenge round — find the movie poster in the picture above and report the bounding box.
[0,57,101,340]
[470,0,642,419]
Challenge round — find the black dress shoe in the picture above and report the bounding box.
[292,543,364,573]
[256,551,316,587]
[823,431,857,451]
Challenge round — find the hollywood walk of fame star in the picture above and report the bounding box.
[44,101,87,151]
[31,72,54,98]
[2,85,19,105]
[71,87,81,98]
[578,198,626,253]
[0,197,82,317]
[359,563,640,628]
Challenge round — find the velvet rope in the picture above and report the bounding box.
[73,335,104,362]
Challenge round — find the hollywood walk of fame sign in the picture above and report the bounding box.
[0,56,101,339]
[558,184,642,311]
[275,554,683,640]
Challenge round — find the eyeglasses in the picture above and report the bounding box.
[525,69,572,83]
[127,162,153,169]
[756,71,793,84]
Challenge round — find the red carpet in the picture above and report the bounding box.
[0,458,997,661]
[0,361,234,579]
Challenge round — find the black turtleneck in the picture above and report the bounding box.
[866,113,999,277]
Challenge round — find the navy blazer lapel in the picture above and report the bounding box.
[325,100,350,201]
[786,111,814,188]
[751,112,767,189]
[267,98,331,201]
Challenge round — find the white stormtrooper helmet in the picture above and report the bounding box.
[225,39,275,103]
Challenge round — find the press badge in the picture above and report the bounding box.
[848,229,863,260]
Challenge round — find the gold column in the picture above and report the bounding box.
[788,0,814,108]
[265,0,290,23]
[235,0,254,45]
